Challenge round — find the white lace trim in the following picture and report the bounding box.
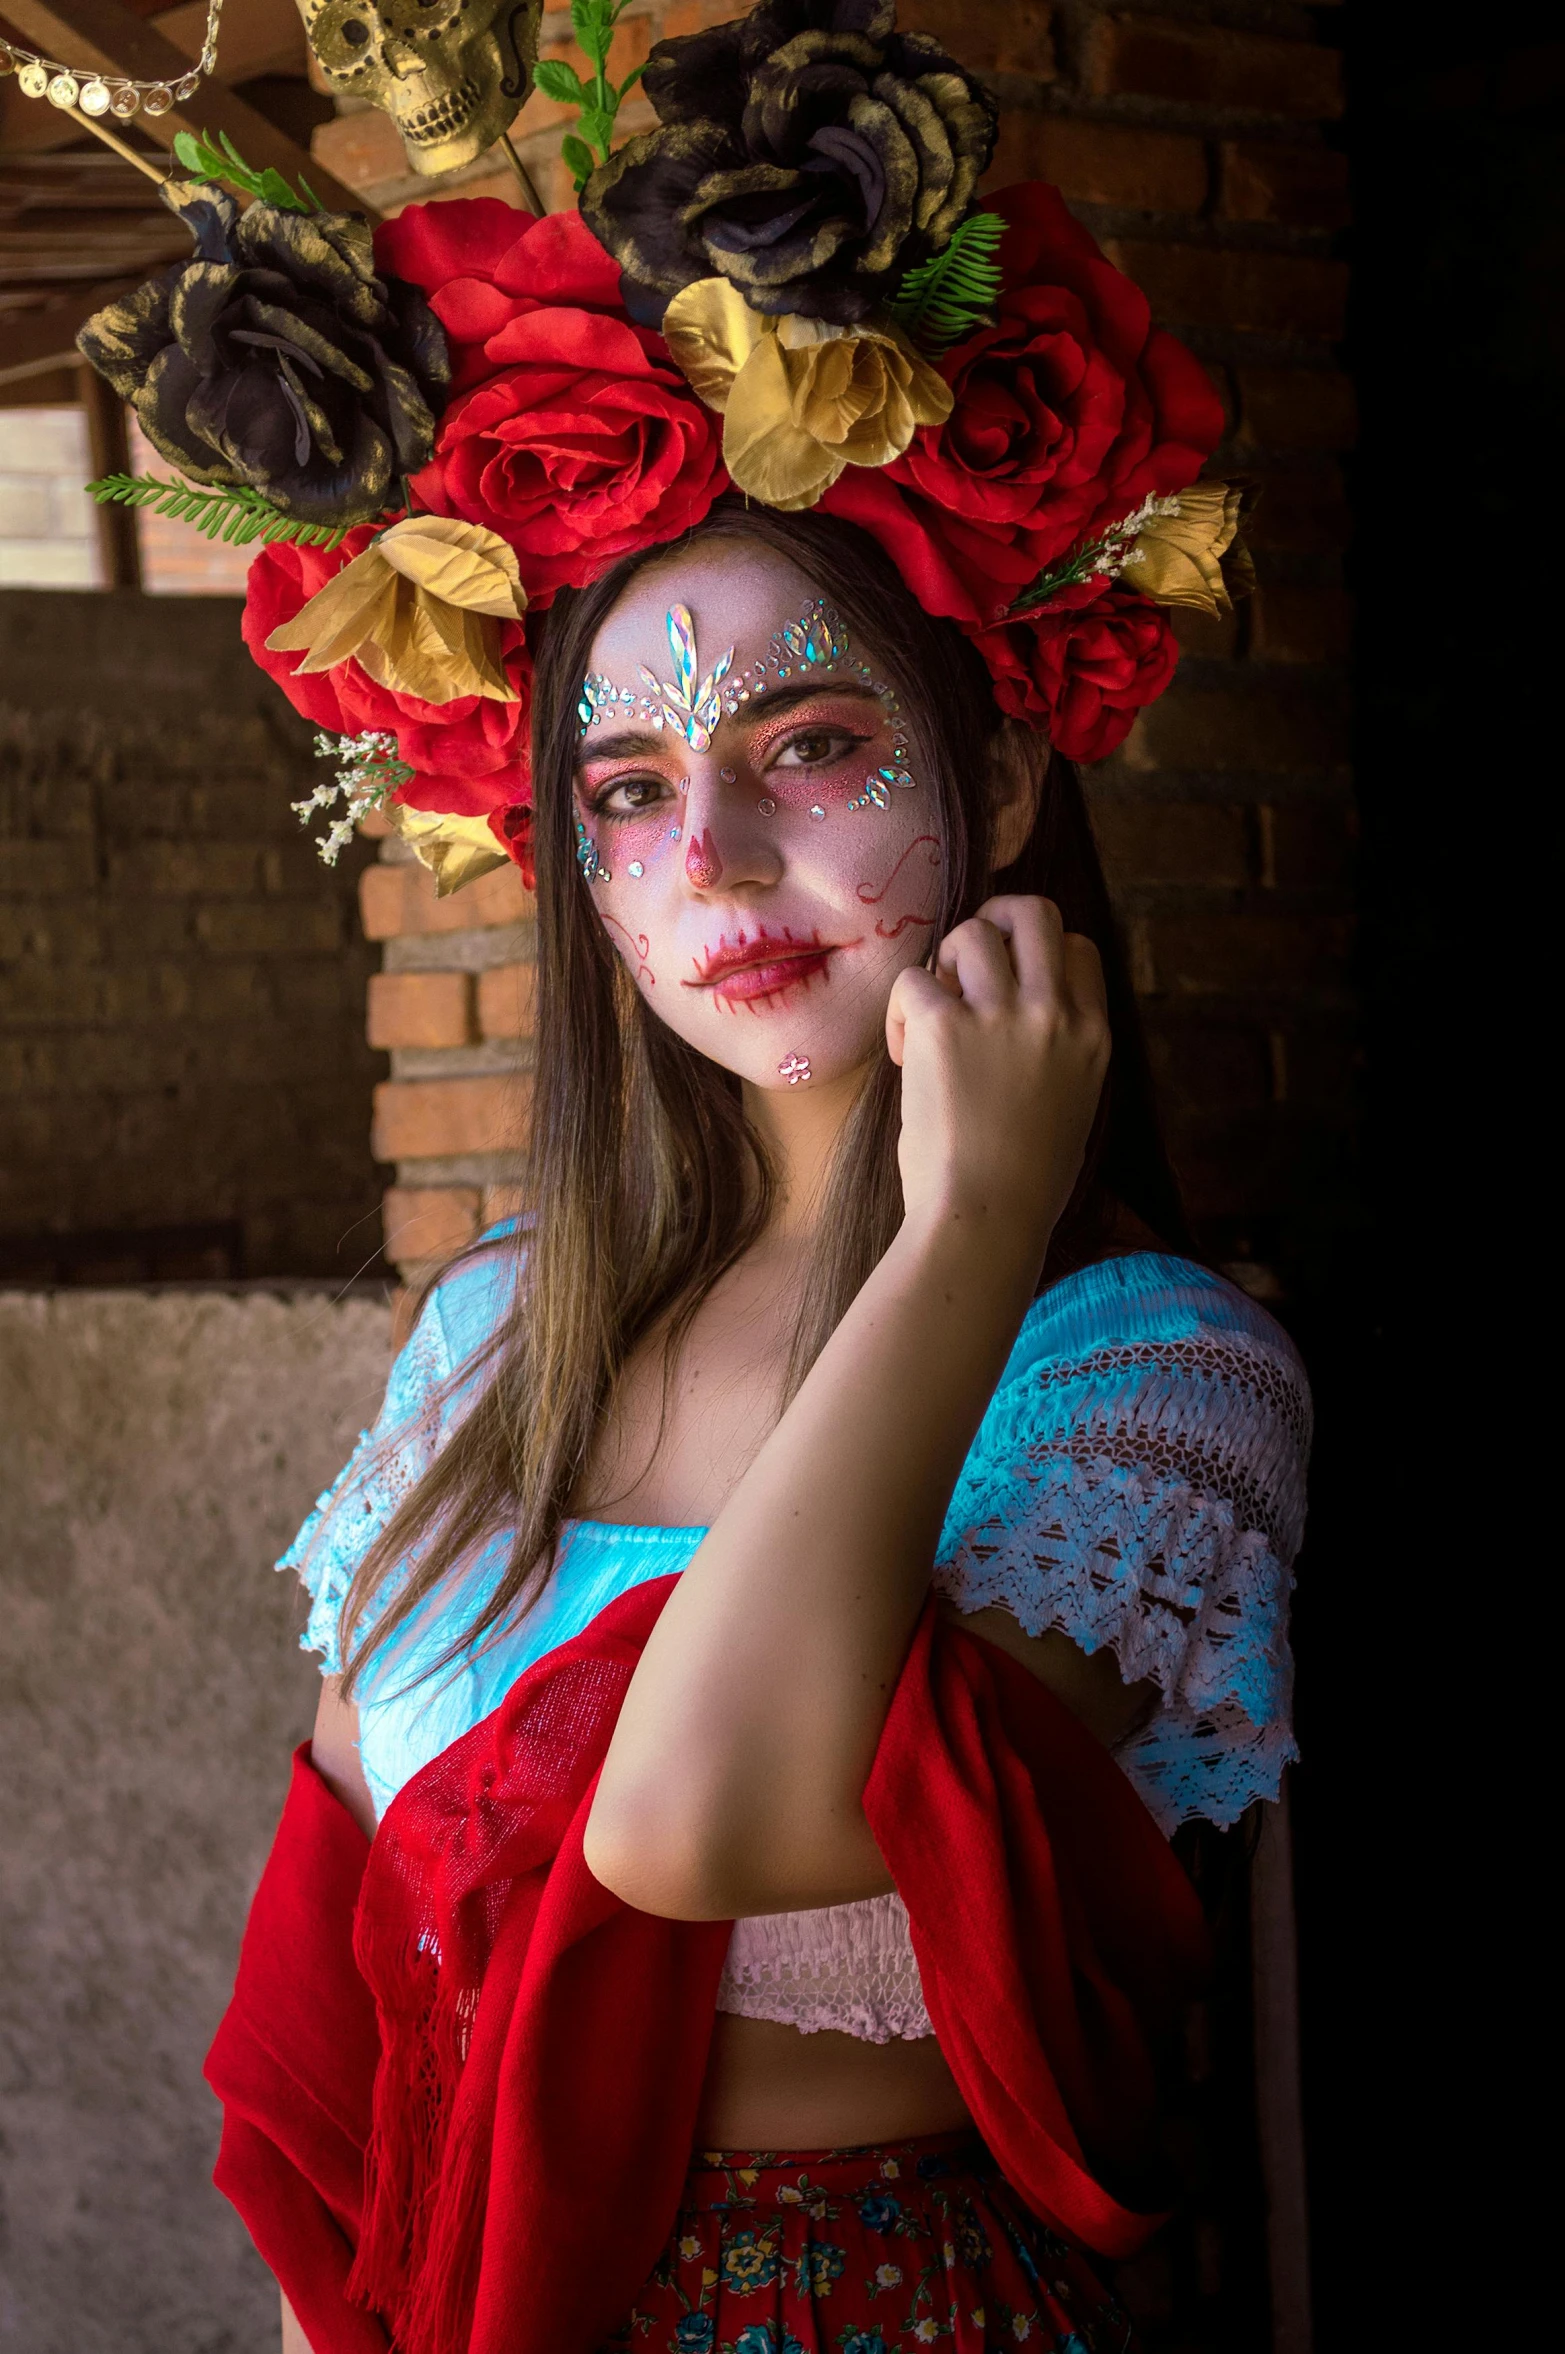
[279,1298,453,1676]
[934,1324,1309,1833]
[718,1892,932,2044]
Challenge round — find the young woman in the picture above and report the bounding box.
[231,500,1307,2354]
[178,11,1307,2340]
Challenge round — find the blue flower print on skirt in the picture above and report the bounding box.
[599,2132,1135,2353]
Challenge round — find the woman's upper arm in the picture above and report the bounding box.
[309,1676,377,1840]
[941,1602,1157,1747]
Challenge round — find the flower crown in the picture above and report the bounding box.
[79,1,1249,897]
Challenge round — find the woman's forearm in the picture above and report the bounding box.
[583,1206,1042,1917]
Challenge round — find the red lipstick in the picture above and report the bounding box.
[685,927,856,1007]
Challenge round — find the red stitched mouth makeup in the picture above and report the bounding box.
[684,927,858,1009]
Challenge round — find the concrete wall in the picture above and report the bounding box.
[0,1286,394,2354]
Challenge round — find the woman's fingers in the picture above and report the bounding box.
[885,962,948,1067]
[968,895,1065,1003]
[934,914,1022,1009]
[1061,929,1108,1022]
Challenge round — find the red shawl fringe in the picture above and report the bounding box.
[207,1581,1209,2354]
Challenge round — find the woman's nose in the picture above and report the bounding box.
[679,764,783,894]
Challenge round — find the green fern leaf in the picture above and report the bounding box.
[888,211,1005,357]
[85,472,353,551]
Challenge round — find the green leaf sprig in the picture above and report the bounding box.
[533,0,645,193]
[85,472,350,551]
[888,210,1005,358]
[171,129,322,214]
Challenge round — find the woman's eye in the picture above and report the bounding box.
[596,775,667,817]
[772,727,861,768]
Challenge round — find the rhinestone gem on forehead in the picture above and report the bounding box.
[576,597,899,748]
[576,606,734,751]
[718,597,900,720]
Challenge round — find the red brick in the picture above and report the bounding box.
[1085,17,1344,122]
[1244,465,1352,556]
[985,115,1204,212]
[1145,1020,1275,1112]
[311,108,405,195]
[1256,803,1357,891]
[366,970,474,1049]
[359,859,534,942]
[0,840,93,895]
[1108,240,1348,338]
[476,961,539,1040]
[1143,911,1354,997]
[1092,800,1250,888]
[643,0,737,40]
[1235,366,1357,452]
[382,1185,480,1264]
[900,0,1055,78]
[371,1074,531,1160]
[1124,683,1349,772]
[482,1182,528,1225]
[1249,585,1353,666]
[1171,603,1241,660]
[1219,140,1351,229]
[195,903,343,954]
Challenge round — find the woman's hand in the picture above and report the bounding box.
[886,896,1110,1269]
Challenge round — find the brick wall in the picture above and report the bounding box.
[317,0,1354,1300]
[0,590,386,1280]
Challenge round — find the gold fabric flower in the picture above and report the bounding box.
[1124,481,1254,617]
[264,514,527,705]
[663,277,952,512]
[383,802,511,896]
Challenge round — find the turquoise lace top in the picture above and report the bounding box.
[281,1233,1309,1837]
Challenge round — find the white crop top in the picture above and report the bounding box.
[282,1236,1308,2044]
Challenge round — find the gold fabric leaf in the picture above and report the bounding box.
[383,801,511,896]
[265,515,527,705]
[662,278,767,414]
[1126,481,1252,618]
[664,282,952,511]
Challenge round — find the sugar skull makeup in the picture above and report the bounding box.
[574,542,943,1095]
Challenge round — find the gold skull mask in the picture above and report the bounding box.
[300,0,542,177]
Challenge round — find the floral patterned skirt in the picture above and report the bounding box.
[601,2131,1133,2354]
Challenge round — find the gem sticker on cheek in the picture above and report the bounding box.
[575,814,610,884]
[778,1051,811,1086]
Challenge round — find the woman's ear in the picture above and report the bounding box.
[987,721,1048,872]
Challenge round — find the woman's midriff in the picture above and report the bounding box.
[693,2012,973,2149]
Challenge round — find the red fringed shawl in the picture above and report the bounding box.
[206,1580,1209,2354]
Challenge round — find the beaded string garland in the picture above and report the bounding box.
[0,0,221,118]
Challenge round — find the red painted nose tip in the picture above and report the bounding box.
[685,828,723,889]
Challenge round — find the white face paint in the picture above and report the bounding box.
[575,543,944,1093]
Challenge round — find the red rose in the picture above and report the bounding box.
[376,200,619,396]
[244,531,531,815]
[820,182,1223,631]
[379,204,727,604]
[978,586,1178,763]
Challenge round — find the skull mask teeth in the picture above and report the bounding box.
[297,0,542,176]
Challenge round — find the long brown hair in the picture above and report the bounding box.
[334,499,1187,1695]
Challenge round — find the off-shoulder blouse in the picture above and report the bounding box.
[281,1231,1309,2044]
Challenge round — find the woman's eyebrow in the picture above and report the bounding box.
[735,679,884,722]
[576,728,668,766]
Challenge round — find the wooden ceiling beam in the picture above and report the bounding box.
[1,0,371,215]
[0,275,136,380]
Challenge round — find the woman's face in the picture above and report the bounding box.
[574,543,944,1095]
